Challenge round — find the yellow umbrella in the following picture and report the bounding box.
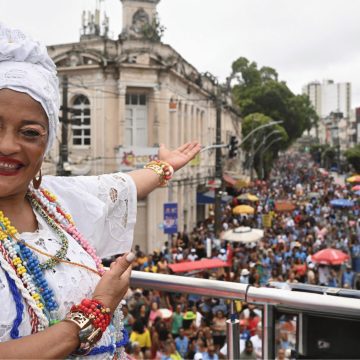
[347,175,360,183]
[233,205,255,215]
[237,193,259,202]
[234,179,249,189]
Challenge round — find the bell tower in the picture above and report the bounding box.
[120,0,161,40]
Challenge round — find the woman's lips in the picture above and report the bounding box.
[0,161,23,176]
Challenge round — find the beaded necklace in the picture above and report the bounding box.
[0,212,49,331]
[28,188,104,274]
[0,186,128,356]
[0,186,105,330]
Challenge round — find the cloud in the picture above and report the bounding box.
[2,0,360,105]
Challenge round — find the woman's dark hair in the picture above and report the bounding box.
[132,320,145,334]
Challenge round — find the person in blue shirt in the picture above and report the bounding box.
[175,328,189,358]
[202,345,219,360]
[342,265,355,288]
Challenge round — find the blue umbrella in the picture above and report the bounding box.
[330,199,354,208]
[355,191,360,196]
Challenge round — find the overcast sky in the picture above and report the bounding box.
[2,0,360,106]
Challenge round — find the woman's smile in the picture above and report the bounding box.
[0,157,24,175]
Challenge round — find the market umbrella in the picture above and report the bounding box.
[274,200,296,212]
[347,175,360,183]
[355,191,360,196]
[352,185,360,191]
[232,205,255,215]
[330,199,354,208]
[234,179,250,190]
[311,248,349,265]
[158,308,173,319]
[222,226,264,243]
[237,193,259,202]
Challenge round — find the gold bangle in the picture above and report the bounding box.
[64,311,103,355]
[144,160,174,187]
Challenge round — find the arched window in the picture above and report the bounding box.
[72,95,91,146]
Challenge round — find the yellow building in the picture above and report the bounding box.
[46,0,241,253]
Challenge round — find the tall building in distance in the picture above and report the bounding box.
[302,79,352,150]
[303,79,351,118]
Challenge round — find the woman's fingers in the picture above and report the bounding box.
[185,142,201,157]
[176,142,192,153]
[109,252,135,278]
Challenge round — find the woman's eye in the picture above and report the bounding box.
[21,129,42,137]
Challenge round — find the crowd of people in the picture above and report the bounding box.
[123,152,360,360]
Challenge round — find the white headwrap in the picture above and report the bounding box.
[0,23,60,153]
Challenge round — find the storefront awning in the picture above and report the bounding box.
[223,173,237,186]
[168,259,230,273]
[197,190,232,204]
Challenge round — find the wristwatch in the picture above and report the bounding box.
[65,311,103,355]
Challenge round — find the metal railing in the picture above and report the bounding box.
[130,271,360,359]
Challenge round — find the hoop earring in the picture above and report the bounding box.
[32,169,42,190]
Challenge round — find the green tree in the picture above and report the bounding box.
[344,144,360,172]
[231,57,318,146]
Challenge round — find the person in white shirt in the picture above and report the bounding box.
[250,323,262,360]
[218,248,227,262]
[188,248,198,262]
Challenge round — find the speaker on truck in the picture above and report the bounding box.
[299,314,360,359]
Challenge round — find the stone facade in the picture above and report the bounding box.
[46,1,241,253]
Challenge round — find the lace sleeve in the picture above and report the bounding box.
[42,173,137,258]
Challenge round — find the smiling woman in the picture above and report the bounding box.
[0,23,200,359]
[0,90,48,205]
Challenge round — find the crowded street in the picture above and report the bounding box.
[124,151,360,360]
[2,1,360,359]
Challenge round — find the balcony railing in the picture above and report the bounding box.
[130,271,360,359]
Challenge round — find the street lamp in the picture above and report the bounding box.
[239,120,283,147]
[258,137,283,179]
[253,129,282,156]
[248,129,281,179]
[242,120,283,179]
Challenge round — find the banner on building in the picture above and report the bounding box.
[117,147,158,171]
[163,203,178,234]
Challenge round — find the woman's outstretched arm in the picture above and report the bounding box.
[129,142,201,199]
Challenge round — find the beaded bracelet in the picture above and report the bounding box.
[144,160,174,186]
[65,299,112,355]
[70,298,111,333]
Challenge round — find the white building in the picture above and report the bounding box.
[302,79,352,147]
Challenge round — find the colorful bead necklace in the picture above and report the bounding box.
[28,188,104,275]
[0,186,105,329]
[0,212,49,331]
[0,186,128,356]
[27,199,69,271]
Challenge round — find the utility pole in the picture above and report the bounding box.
[56,75,71,176]
[214,90,223,237]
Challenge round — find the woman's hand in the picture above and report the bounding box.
[158,141,201,171]
[92,252,135,313]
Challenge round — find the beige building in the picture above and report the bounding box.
[46,0,241,253]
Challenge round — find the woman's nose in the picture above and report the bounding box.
[0,129,21,155]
